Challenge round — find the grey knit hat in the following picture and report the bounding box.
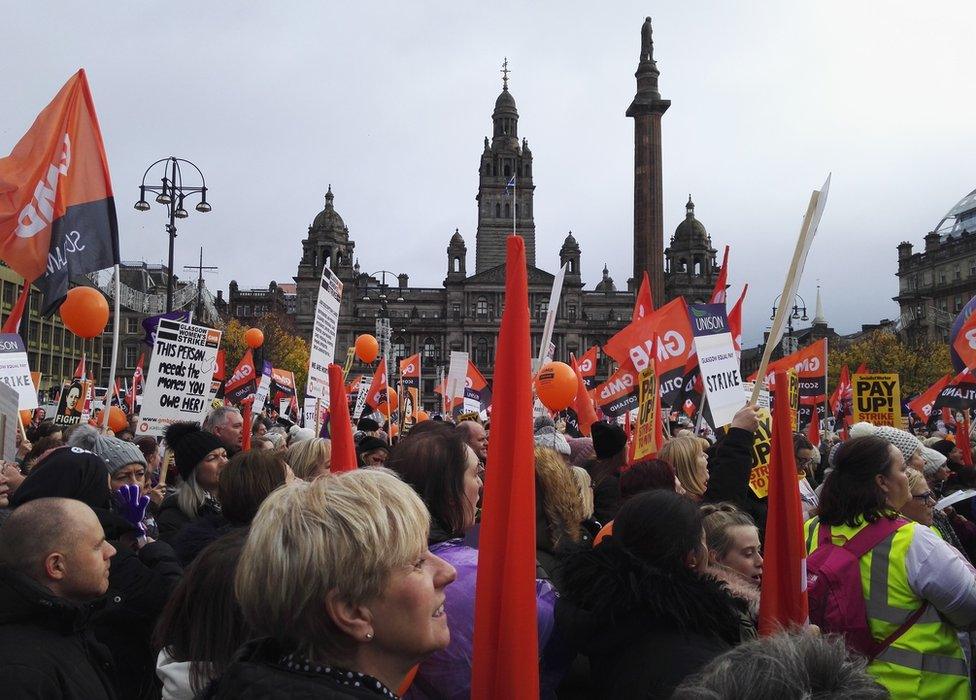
[534,426,570,456]
[921,446,947,478]
[874,425,923,464]
[67,424,146,475]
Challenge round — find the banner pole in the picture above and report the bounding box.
[102,265,122,431]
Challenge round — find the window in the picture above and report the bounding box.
[41,325,51,345]
[392,337,406,359]
[955,266,962,280]
[125,345,138,368]
[476,297,488,317]
[568,304,577,320]
[495,203,501,218]
[453,257,460,273]
[970,260,976,277]
[423,338,437,361]
[956,296,964,312]
[568,259,575,273]
[126,317,140,334]
[504,202,510,219]
[2,283,13,306]
[40,355,50,374]
[940,271,947,284]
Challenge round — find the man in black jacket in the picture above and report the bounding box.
[0,497,119,699]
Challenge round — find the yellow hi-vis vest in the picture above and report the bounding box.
[805,516,970,700]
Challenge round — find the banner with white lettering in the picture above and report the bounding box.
[252,361,273,415]
[688,303,742,427]
[0,333,37,410]
[136,319,222,437]
[306,265,343,399]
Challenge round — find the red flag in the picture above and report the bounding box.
[727,283,748,352]
[943,408,957,430]
[1,282,30,335]
[577,345,599,390]
[807,407,820,446]
[365,358,389,411]
[855,362,870,374]
[225,349,257,403]
[907,373,951,422]
[570,353,599,437]
[328,364,357,473]
[240,397,253,452]
[472,236,539,699]
[759,370,809,634]
[129,352,144,414]
[631,270,654,322]
[961,413,974,467]
[709,245,730,304]
[953,313,976,370]
[828,365,851,417]
[0,70,120,314]
[73,354,86,380]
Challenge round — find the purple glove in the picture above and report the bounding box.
[115,484,150,537]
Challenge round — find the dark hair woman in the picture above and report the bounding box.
[556,490,751,699]
[387,430,562,697]
[155,530,250,698]
[593,458,678,545]
[808,435,976,699]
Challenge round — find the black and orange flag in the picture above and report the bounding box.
[472,236,538,698]
[0,70,119,314]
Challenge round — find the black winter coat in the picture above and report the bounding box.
[93,537,183,700]
[703,427,767,534]
[555,539,749,700]
[204,638,397,699]
[0,566,118,699]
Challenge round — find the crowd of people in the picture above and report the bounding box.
[4,400,976,699]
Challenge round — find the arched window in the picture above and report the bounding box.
[678,258,687,273]
[694,259,702,275]
[477,337,489,366]
[504,202,510,218]
[392,336,406,359]
[423,337,437,361]
[568,259,575,273]
[476,297,488,317]
[504,163,511,177]
[453,257,461,272]
[495,203,501,218]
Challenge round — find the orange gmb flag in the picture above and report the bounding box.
[953,310,976,371]
[570,353,599,437]
[907,373,950,422]
[472,236,539,699]
[577,345,599,390]
[328,364,357,472]
[759,370,809,635]
[631,270,654,322]
[365,358,389,411]
[0,69,119,314]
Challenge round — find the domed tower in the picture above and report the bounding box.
[595,264,616,294]
[475,59,536,273]
[294,185,358,336]
[664,196,718,303]
[559,231,581,283]
[446,228,467,282]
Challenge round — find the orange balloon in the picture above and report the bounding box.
[355,334,379,364]
[60,287,110,339]
[415,410,430,423]
[378,386,399,417]
[245,328,264,349]
[534,361,578,411]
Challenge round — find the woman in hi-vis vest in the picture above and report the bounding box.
[807,435,976,699]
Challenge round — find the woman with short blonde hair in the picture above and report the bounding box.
[659,435,709,499]
[211,469,456,698]
[284,437,331,481]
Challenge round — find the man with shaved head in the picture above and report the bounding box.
[456,419,489,466]
[0,497,119,698]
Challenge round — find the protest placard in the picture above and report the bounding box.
[633,364,660,460]
[748,407,773,498]
[852,373,901,427]
[252,361,273,415]
[688,303,742,427]
[0,382,18,460]
[135,319,222,437]
[306,264,343,399]
[54,379,92,427]
[0,333,37,411]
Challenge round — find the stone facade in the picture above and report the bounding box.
[665,196,718,302]
[287,20,723,409]
[895,188,976,344]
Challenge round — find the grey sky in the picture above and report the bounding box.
[3,1,974,347]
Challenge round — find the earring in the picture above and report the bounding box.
[365,631,374,641]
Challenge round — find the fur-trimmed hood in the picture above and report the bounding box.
[705,562,761,622]
[556,538,745,658]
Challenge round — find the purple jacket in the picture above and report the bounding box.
[405,539,559,700]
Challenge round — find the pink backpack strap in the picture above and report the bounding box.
[818,517,907,556]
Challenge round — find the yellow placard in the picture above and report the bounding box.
[633,365,659,460]
[851,373,901,427]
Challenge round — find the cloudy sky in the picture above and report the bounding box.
[3,1,974,346]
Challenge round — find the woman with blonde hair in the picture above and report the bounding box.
[700,503,763,622]
[535,447,586,590]
[284,437,332,481]
[208,469,456,698]
[659,435,709,500]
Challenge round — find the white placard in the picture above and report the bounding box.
[537,263,567,367]
[354,378,372,420]
[306,265,343,399]
[446,351,468,404]
[135,319,222,437]
[252,362,273,415]
[689,304,742,427]
[0,382,18,461]
[0,333,37,411]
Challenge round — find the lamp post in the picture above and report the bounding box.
[770,293,808,355]
[361,270,406,363]
[134,157,211,312]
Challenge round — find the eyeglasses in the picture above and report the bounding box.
[797,457,818,467]
[912,491,936,504]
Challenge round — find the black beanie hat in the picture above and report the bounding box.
[10,446,111,510]
[164,422,225,480]
[591,421,627,459]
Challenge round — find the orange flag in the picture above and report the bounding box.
[631,270,654,322]
[328,364,357,472]
[1,281,30,335]
[570,353,599,437]
[472,236,539,699]
[727,283,748,352]
[709,245,730,304]
[0,70,120,313]
[759,370,809,635]
[954,311,976,371]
